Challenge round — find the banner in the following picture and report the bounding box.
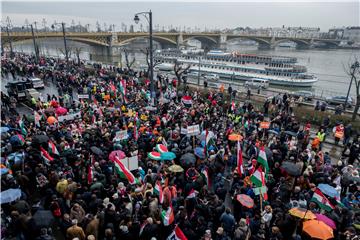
[180,128,188,135]
[115,130,128,140]
[187,124,200,136]
[77,94,89,99]
[58,112,81,122]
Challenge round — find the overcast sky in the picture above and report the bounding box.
[1,1,359,31]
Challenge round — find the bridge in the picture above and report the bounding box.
[1,31,342,53]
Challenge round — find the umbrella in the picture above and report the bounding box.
[109,150,126,162]
[33,210,54,227]
[160,152,176,161]
[148,151,161,160]
[47,116,57,125]
[303,220,334,240]
[200,140,215,151]
[145,106,157,111]
[90,146,104,156]
[284,131,298,137]
[318,184,340,199]
[0,189,22,204]
[268,129,279,135]
[0,127,9,134]
[228,134,243,141]
[55,107,68,116]
[194,147,206,159]
[236,194,254,208]
[49,100,59,108]
[9,135,23,146]
[168,164,184,173]
[315,213,336,229]
[0,168,9,175]
[200,130,215,140]
[281,161,302,176]
[7,152,24,165]
[180,153,196,167]
[156,144,168,154]
[32,135,49,145]
[288,207,316,220]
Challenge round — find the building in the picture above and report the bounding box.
[343,27,360,42]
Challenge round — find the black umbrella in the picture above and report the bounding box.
[91,146,104,156]
[284,131,298,137]
[32,210,54,227]
[281,161,302,176]
[32,135,49,145]
[180,153,196,167]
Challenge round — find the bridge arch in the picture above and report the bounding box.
[116,36,177,48]
[313,39,340,48]
[273,38,311,48]
[225,36,271,46]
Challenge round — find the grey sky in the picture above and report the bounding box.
[2,1,359,31]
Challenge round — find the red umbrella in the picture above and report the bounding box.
[55,107,68,116]
[50,100,59,108]
[236,194,254,208]
[315,213,336,229]
[109,150,126,162]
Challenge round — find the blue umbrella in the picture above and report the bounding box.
[0,188,22,204]
[200,140,215,151]
[160,152,176,161]
[194,147,206,159]
[0,168,9,175]
[0,127,9,134]
[318,183,340,198]
[9,135,22,145]
[7,152,24,165]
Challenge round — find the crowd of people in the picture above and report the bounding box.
[1,53,360,240]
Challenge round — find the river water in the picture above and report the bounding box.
[12,38,359,98]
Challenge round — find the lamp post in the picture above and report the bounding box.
[52,22,69,64]
[22,23,39,63]
[4,26,14,58]
[134,10,155,105]
[344,61,359,110]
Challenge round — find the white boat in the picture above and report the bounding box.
[154,50,318,87]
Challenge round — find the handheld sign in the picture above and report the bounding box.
[187,124,200,136]
[115,130,128,140]
[77,94,89,99]
[260,122,270,129]
[253,186,267,196]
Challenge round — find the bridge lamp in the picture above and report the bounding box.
[134,15,140,24]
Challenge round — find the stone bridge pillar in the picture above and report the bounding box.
[109,32,119,56]
[217,34,227,50]
[177,33,184,48]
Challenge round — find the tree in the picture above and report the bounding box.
[73,47,83,65]
[140,47,162,77]
[96,21,101,32]
[123,49,136,70]
[345,60,360,120]
[173,59,190,87]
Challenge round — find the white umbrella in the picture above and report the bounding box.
[0,189,21,204]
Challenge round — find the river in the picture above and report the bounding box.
[12,38,359,98]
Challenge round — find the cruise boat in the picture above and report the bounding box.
[154,50,318,87]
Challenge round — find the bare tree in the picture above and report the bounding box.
[96,21,101,32]
[123,49,136,70]
[58,47,72,61]
[173,59,191,87]
[73,47,83,65]
[345,60,360,120]
[140,47,162,77]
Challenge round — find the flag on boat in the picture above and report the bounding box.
[48,141,59,155]
[113,156,136,184]
[181,96,192,107]
[257,147,269,171]
[311,188,335,212]
[40,146,54,164]
[167,225,188,240]
[161,205,175,226]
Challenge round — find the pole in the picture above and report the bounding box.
[344,62,358,110]
[197,56,201,86]
[6,27,14,58]
[30,24,39,63]
[62,22,69,64]
[149,10,155,106]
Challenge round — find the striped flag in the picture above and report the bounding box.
[34,111,41,127]
[88,165,94,185]
[186,189,197,199]
[201,168,210,189]
[18,119,27,136]
[257,147,269,171]
[231,100,235,112]
[154,181,164,203]
[167,225,188,240]
[113,156,136,185]
[40,146,54,164]
[250,167,266,188]
[161,205,175,226]
[237,140,244,177]
[48,141,59,155]
[311,188,335,212]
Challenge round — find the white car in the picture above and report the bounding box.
[29,77,44,89]
[203,73,219,81]
[245,78,269,89]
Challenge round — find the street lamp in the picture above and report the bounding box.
[344,61,359,110]
[22,23,39,63]
[52,22,69,64]
[134,10,155,105]
[5,26,14,58]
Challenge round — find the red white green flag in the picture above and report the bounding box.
[161,205,175,226]
[48,141,59,155]
[40,146,54,164]
[34,111,41,127]
[17,134,25,146]
[154,181,164,203]
[237,140,244,177]
[257,147,269,171]
[167,225,188,240]
[88,166,94,185]
[201,168,210,189]
[311,188,335,212]
[113,156,136,185]
[18,119,27,136]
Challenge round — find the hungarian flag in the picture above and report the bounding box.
[113,156,136,185]
[167,225,188,240]
[16,134,25,146]
[311,188,335,212]
[201,168,210,189]
[257,147,269,171]
[250,167,268,200]
[161,205,175,226]
[154,181,164,203]
[34,111,41,127]
[186,189,197,199]
[18,119,27,136]
[48,141,59,155]
[40,146,54,164]
[237,140,244,176]
[87,166,94,185]
[231,100,235,112]
[181,96,193,107]
[120,79,127,103]
[247,159,257,175]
